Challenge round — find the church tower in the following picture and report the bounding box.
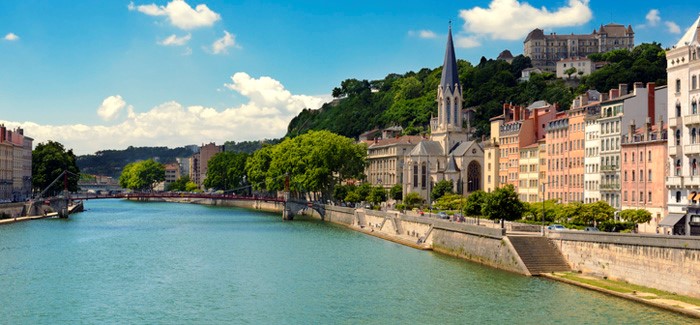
[431,24,467,154]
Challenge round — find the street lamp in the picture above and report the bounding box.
[541,182,549,236]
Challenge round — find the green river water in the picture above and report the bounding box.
[0,199,693,324]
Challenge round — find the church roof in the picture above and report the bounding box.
[445,155,460,173]
[440,25,461,94]
[407,140,443,157]
[450,140,483,156]
[676,15,700,48]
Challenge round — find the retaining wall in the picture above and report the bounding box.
[549,231,700,298]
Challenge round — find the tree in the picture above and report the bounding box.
[119,159,165,191]
[245,144,273,192]
[367,185,387,205]
[389,184,403,201]
[203,151,248,191]
[431,179,453,201]
[32,141,80,196]
[620,209,652,224]
[403,192,424,209]
[564,67,577,79]
[481,184,524,221]
[166,175,190,191]
[333,184,354,202]
[464,190,488,216]
[434,193,465,210]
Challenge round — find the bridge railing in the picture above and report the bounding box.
[68,192,285,202]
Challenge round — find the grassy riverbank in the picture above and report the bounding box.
[543,272,700,319]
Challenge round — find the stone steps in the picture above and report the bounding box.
[509,235,571,275]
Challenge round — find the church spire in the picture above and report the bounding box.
[440,23,460,94]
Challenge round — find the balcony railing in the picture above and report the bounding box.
[600,183,620,190]
[686,176,700,187]
[667,176,684,187]
[685,114,700,125]
[600,165,618,172]
[669,116,678,128]
[685,144,700,155]
[669,145,678,156]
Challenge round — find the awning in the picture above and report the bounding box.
[659,213,686,227]
[689,193,697,201]
[694,192,700,201]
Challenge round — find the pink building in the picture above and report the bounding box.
[621,119,667,233]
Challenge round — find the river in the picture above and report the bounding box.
[0,199,693,324]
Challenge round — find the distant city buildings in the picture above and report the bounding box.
[0,125,33,202]
[524,23,634,72]
[189,142,222,189]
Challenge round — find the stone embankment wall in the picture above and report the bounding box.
[549,231,700,298]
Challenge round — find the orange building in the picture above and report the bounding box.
[621,119,668,233]
[497,101,556,192]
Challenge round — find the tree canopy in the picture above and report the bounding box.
[32,141,80,196]
[203,151,249,191]
[245,130,366,200]
[119,159,165,191]
[481,185,524,221]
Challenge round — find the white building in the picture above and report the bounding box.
[556,57,594,79]
[664,15,700,236]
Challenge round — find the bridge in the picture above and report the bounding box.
[67,192,324,220]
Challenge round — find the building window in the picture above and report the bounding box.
[676,191,682,203]
[694,99,698,115]
[421,164,426,189]
[632,171,635,181]
[639,191,644,203]
[676,159,682,176]
[639,169,643,182]
[648,150,652,162]
[694,159,698,176]
[676,129,682,146]
[624,171,628,181]
[648,191,652,202]
[693,75,697,90]
[648,169,652,182]
[413,164,418,187]
[631,152,635,162]
[676,79,682,93]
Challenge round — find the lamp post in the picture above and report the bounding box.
[541,182,548,236]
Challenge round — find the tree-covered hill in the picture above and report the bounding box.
[287,43,667,139]
[77,146,197,178]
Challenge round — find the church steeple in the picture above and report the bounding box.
[440,23,461,95]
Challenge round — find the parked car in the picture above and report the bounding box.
[547,224,566,231]
[437,211,449,220]
[584,227,600,232]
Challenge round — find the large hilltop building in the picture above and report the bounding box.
[524,23,634,72]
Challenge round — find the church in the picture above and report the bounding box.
[401,26,484,202]
[364,26,484,203]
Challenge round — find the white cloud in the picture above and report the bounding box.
[129,0,221,30]
[159,33,191,46]
[4,33,19,41]
[182,47,193,56]
[665,21,681,34]
[211,30,236,54]
[2,73,330,155]
[97,95,129,121]
[458,0,592,41]
[408,30,437,39]
[645,9,660,27]
[454,35,481,48]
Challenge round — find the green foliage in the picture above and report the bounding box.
[333,184,354,202]
[464,190,488,216]
[203,151,249,191]
[32,141,81,195]
[564,67,577,78]
[598,220,636,232]
[118,159,165,191]
[403,192,424,209]
[166,175,191,191]
[433,193,465,211]
[481,184,524,221]
[245,130,366,200]
[584,43,666,93]
[389,184,403,201]
[222,139,280,154]
[431,179,454,201]
[344,191,362,204]
[620,209,652,224]
[522,199,559,223]
[77,145,194,178]
[367,186,387,205]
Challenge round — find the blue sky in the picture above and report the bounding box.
[0,0,698,154]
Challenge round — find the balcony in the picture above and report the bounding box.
[669,145,679,156]
[600,183,620,190]
[687,176,700,187]
[669,116,678,128]
[685,144,700,155]
[600,165,618,172]
[667,176,684,187]
[685,114,700,125]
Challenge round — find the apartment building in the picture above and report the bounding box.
[517,144,540,202]
[483,116,503,193]
[621,120,667,233]
[0,125,33,202]
[664,16,700,235]
[366,135,422,189]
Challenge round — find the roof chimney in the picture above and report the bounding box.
[514,105,520,121]
[609,88,619,100]
[619,83,628,96]
[629,120,636,140]
[647,82,656,125]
